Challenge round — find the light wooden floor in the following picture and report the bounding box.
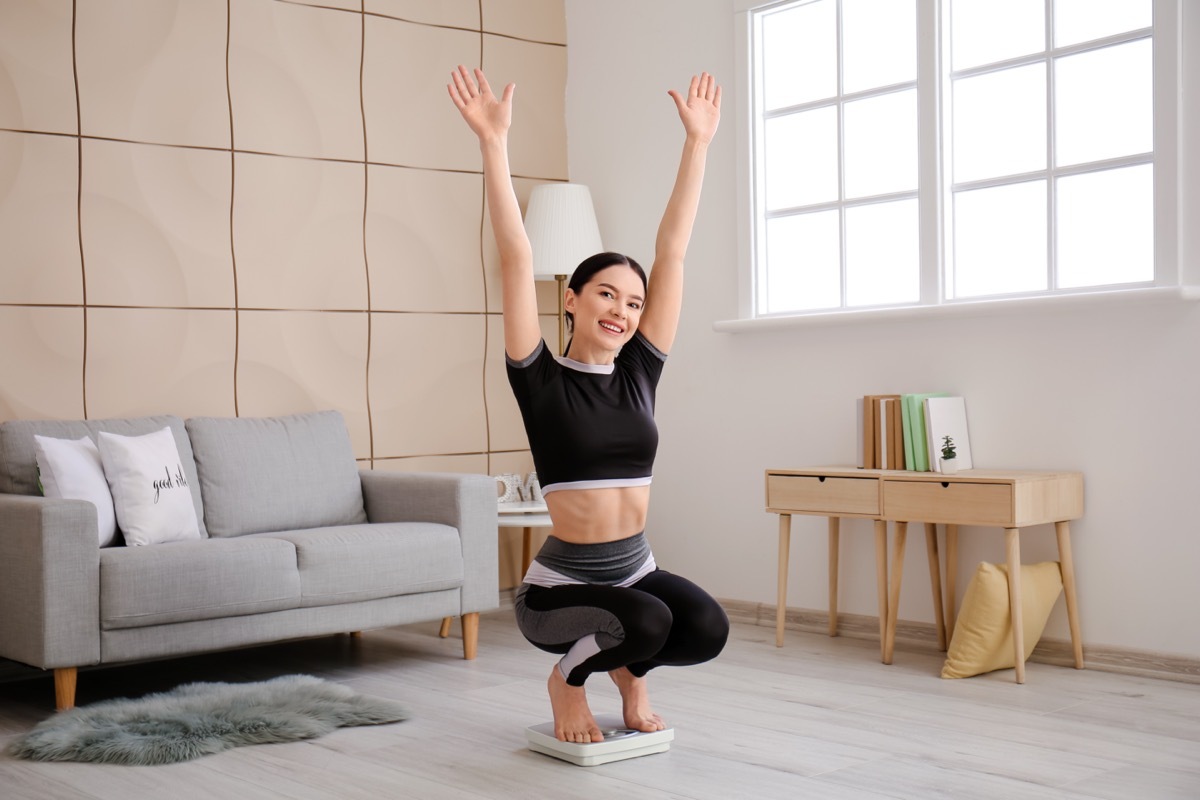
[1,613,1198,799]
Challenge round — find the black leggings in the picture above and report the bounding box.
[515,570,729,686]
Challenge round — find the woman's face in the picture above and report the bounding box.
[565,265,646,351]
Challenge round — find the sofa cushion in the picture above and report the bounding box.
[100,537,301,630]
[97,428,202,547]
[185,411,367,538]
[0,416,208,538]
[258,523,464,607]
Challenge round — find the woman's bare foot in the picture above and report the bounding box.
[609,667,666,732]
[548,665,603,743]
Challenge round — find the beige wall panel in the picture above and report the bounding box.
[486,313,559,452]
[237,310,371,458]
[85,308,236,420]
[482,35,567,180]
[366,166,485,313]
[362,16,481,171]
[0,307,84,422]
[291,0,361,11]
[488,449,534,482]
[482,176,562,313]
[82,140,234,308]
[0,132,81,305]
[76,0,230,149]
[0,0,76,134]
[365,0,480,29]
[482,0,566,44]
[230,0,363,161]
[369,312,487,458]
[233,153,367,311]
[371,454,489,474]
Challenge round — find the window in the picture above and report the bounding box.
[742,0,1167,318]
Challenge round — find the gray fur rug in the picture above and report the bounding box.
[8,674,408,765]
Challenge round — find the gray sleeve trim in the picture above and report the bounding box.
[506,339,546,369]
[634,331,668,361]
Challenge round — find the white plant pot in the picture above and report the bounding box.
[940,458,958,475]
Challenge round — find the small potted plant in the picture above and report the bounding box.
[940,435,958,474]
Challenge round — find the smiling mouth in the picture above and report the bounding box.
[599,321,624,335]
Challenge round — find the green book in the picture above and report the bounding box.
[900,395,916,471]
[908,392,948,471]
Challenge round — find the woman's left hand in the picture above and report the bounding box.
[668,72,721,144]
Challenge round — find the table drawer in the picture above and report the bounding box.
[767,474,879,516]
[883,480,1013,525]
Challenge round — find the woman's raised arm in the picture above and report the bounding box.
[448,65,541,360]
[636,72,721,355]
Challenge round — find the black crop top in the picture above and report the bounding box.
[505,332,666,494]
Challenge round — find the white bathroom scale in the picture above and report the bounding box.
[526,714,674,767]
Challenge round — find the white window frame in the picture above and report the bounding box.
[725,0,1195,330]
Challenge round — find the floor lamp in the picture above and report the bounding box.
[524,184,603,356]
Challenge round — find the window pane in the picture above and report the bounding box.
[1057,165,1153,288]
[952,63,1046,183]
[842,0,916,94]
[761,0,836,110]
[1055,40,1152,167]
[953,181,1047,298]
[763,211,841,313]
[1055,0,1151,48]
[844,89,917,198]
[846,199,919,307]
[765,107,839,210]
[951,0,1044,71]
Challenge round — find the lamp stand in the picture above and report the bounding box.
[556,274,567,356]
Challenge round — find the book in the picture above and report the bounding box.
[905,392,948,471]
[924,395,972,471]
[900,396,915,471]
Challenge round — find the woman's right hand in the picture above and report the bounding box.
[447,65,514,143]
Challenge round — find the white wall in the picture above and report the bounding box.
[565,0,1200,659]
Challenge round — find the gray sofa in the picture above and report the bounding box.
[0,410,498,710]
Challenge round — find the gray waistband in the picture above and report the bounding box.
[533,533,651,585]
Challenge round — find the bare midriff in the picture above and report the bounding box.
[543,485,651,544]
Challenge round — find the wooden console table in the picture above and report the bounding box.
[765,468,1084,683]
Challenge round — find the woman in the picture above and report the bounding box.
[448,65,728,745]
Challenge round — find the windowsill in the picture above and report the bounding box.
[713,286,1200,333]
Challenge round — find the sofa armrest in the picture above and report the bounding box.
[358,471,498,615]
[0,495,101,669]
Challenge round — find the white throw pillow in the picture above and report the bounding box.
[96,427,201,547]
[33,435,119,547]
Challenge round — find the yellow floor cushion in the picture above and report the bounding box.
[941,561,1064,679]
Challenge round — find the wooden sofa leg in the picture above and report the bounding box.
[462,613,479,660]
[54,667,77,711]
[438,617,452,638]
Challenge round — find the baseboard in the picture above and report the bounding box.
[718,598,1200,685]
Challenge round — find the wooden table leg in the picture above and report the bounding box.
[945,523,959,639]
[1006,527,1025,684]
[1056,521,1084,669]
[874,520,889,662]
[925,522,947,651]
[828,517,840,637]
[521,526,533,576]
[776,514,791,647]
[884,521,908,665]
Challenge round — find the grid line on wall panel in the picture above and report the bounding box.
[71,0,87,419]
[0,0,565,470]
[359,4,375,465]
[0,128,566,181]
[227,0,240,417]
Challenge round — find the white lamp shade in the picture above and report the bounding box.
[524,183,603,279]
